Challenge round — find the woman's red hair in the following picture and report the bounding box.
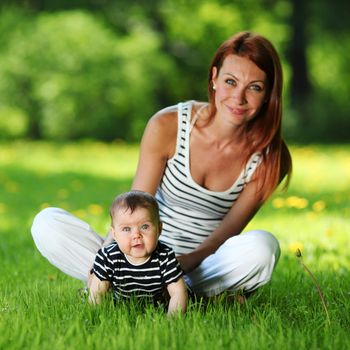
[208,31,292,200]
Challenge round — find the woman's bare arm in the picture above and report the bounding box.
[177,178,265,273]
[131,108,178,194]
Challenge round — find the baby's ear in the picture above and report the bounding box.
[158,221,163,235]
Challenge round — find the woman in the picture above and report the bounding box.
[31,31,292,298]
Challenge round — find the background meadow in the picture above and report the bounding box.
[0,141,349,349]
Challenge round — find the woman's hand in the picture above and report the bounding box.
[177,253,201,273]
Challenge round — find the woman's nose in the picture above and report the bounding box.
[232,87,247,105]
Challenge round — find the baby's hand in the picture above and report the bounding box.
[87,270,94,288]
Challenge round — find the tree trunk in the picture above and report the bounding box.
[288,0,312,107]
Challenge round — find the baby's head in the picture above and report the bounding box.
[110,190,162,264]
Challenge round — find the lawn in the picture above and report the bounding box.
[0,141,349,350]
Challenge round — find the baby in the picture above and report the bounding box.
[89,190,187,315]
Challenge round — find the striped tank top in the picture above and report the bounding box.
[156,101,262,256]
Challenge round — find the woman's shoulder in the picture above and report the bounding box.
[145,104,179,137]
[149,100,206,128]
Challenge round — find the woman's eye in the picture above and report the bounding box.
[249,84,263,92]
[225,79,236,86]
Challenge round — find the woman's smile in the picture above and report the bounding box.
[212,54,267,127]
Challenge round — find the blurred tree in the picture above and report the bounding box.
[0,10,173,140]
[287,0,311,109]
[1,0,349,142]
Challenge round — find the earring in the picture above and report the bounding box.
[213,84,216,90]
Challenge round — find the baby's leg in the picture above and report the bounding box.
[31,207,104,283]
[185,230,280,297]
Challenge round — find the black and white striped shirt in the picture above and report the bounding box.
[156,101,262,256]
[93,242,183,301]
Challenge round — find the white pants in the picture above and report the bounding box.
[31,207,280,297]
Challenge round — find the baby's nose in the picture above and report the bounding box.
[132,228,142,238]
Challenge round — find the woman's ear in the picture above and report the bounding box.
[212,66,217,79]
[211,66,218,90]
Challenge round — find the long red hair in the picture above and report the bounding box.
[208,31,292,200]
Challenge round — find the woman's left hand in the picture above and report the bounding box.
[176,253,200,273]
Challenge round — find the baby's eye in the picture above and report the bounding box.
[122,226,131,232]
[141,224,150,230]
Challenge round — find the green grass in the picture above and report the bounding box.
[0,141,349,350]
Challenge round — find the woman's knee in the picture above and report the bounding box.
[32,207,58,234]
[248,230,280,267]
[31,207,67,249]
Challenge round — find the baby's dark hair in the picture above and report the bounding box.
[110,190,160,225]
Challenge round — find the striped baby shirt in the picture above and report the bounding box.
[93,242,183,302]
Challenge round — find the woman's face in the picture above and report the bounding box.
[212,54,268,128]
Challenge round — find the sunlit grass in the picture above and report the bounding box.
[0,141,349,349]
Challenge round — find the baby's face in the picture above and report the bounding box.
[111,207,161,265]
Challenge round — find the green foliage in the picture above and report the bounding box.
[0,105,28,139]
[0,1,349,142]
[0,9,172,141]
[0,141,349,349]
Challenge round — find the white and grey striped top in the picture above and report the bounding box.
[156,101,262,256]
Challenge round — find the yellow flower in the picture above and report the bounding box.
[272,197,285,208]
[286,196,308,209]
[88,204,104,215]
[306,212,317,220]
[73,209,87,219]
[325,228,333,237]
[40,203,50,210]
[312,200,326,212]
[48,274,57,281]
[288,241,304,254]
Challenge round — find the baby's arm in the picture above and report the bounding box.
[88,274,110,304]
[166,277,188,315]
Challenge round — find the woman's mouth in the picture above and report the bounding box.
[226,105,247,115]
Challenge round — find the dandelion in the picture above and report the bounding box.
[295,249,331,326]
[306,212,317,220]
[286,196,308,209]
[40,203,50,210]
[288,241,304,254]
[73,209,87,219]
[48,274,57,281]
[312,200,326,212]
[272,197,285,209]
[88,204,103,215]
[325,228,333,237]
